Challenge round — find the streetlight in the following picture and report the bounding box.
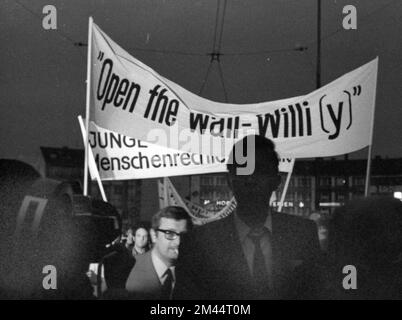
[393,191,402,201]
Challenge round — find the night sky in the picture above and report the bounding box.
[1,0,402,171]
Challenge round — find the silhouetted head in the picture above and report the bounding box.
[226,135,281,227]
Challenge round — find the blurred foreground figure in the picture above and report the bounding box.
[125,206,192,299]
[176,135,321,299]
[321,196,402,299]
[0,160,40,298]
[0,159,120,299]
[101,225,149,298]
[124,228,134,251]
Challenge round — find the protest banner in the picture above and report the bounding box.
[88,21,378,160]
[82,19,377,200]
[79,120,294,180]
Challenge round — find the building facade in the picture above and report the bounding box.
[40,146,402,224]
[192,157,402,218]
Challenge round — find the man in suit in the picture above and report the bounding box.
[176,135,321,299]
[125,206,192,299]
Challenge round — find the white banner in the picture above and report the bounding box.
[81,121,294,180]
[90,22,378,159]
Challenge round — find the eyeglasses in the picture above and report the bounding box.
[156,229,186,240]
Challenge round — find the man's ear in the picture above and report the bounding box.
[150,228,157,244]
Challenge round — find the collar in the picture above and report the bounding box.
[234,210,272,244]
[133,246,146,255]
[151,249,175,282]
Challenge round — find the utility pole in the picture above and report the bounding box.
[315,0,322,213]
[316,0,321,90]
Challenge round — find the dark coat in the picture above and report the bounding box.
[175,212,321,300]
[102,244,135,290]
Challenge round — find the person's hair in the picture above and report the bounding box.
[151,206,193,230]
[133,224,149,236]
[226,134,279,175]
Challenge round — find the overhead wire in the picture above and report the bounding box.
[216,0,227,54]
[13,0,85,58]
[199,0,227,97]
[200,0,229,100]
[215,0,228,101]
[211,0,222,53]
[217,60,228,102]
[306,0,400,48]
[12,0,402,89]
[14,0,76,45]
[199,60,214,95]
[126,47,206,57]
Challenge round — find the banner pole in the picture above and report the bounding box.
[78,116,108,202]
[158,179,164,209]
[163,177,169,207]
[278,159,295,212]
[364,58,378,197]
[166,177,193,216]
[84,16,94,196]
[364,145,373,197]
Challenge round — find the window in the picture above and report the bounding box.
[114,185,123,195]
[288,179,295,187]
[216,176,227,186]
[319,177,332,186]
[299,177,311,187]
[335,177,347,186]
[336,193,346,201]
[298,193,310,202]
[286,193,295,201]
[320,192,331,201]
[352,177,365,186]
[103,185,110,194]
[201,176,214,185]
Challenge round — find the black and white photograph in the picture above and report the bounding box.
[1,0,402,304]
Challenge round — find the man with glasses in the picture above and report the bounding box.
[125,206,192,299]
[176,135,321,299]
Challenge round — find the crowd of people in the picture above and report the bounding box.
[2,135,402,300]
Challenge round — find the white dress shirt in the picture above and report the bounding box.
[151,249,176,291]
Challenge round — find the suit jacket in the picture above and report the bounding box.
[125,250,165,299]
[175,212,321,300]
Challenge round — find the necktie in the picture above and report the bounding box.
[161,268,173,299]
[248,228,271,296]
